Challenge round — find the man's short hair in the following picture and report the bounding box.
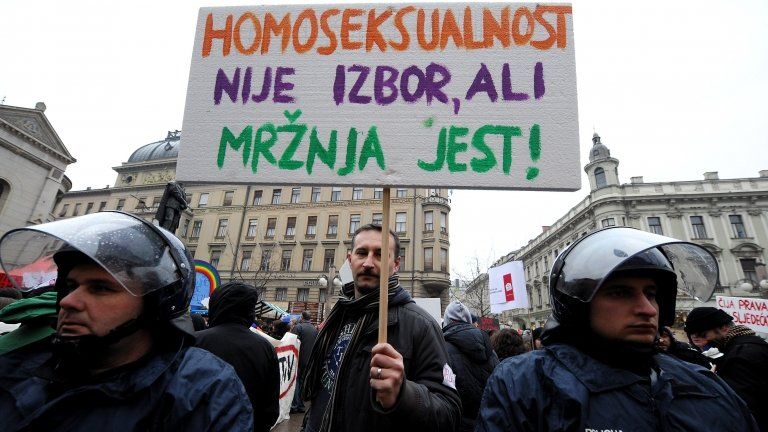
[351,224,400,257]
[301,311,311,321]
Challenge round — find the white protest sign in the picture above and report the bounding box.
[488,260,527,313]
[178,3,579,190]
[716,296,768,334]
[254,329,300,426]
[413,297,442,324]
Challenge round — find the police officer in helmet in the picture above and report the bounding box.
[477,227,759,431]
[0,211,253,431]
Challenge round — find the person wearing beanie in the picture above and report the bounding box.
[196,282,280,432]
[685,306,768,431]
[684,307,733,349]
[477,227,759,431]
[442,301,499,432]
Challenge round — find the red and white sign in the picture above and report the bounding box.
[254,329,301,426]
[488,260,528,313]
[716,295,768,334]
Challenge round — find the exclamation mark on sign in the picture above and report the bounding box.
[526,124,541,180]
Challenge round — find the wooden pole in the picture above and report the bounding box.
[378,188,391,344]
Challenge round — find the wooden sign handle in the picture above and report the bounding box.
[378,188,391,344]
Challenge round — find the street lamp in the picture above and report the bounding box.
[319,265,342,322]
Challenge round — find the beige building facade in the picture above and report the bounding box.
[494,133,768,329]
[0,103,74,236]
[55,131,453,315]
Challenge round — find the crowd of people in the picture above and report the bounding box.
[0,211,767,431]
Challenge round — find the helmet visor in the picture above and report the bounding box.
[553,227,719,303]
[0,212,180,296]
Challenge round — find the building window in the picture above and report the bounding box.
[372,213,383,225]
[302,249,314,271]
[240,250,252,271]
[424,247,433,271]
[210,250,221,268]
[223,191,234,206]
[191,220,202,238]
[648,217,663,235]
[85,202,94,214]
[73,203,82,216]
[601,218,616,228]
[116,199,125,211]
[150,197,161,212]
[291,187,301,203]
[188,248,196,259]
[373,188,383,199]
[261,248,273,271]
[690,216,708,239]
[352,187,363,200]
[327,215,338,236]
[306,216,317,236]
[319,289,327,303]
[395,212,406,233]
[729,215,747,238]
[266,218,276,238]
[181,220,190,237]
[247,219,258,237]
[440,212,447,233]
[251,190,262,205]
[399,247,406,271]
[275,288,287,301]
[537,288,542,306]
[136,198,147,211]
[440,248,448,272]
[311,187,321,202]
[198,193,209,207]
[271,189,282,204]
[285,217,297,237]
[59,204,69,217]
[323,249,335,271]
[331,187,342,201]
[741,259,758,285]
[594,167,607,188]
[427,188,438,196]
[281,250,292,271]
[0,181,8,216]
[297,288,309,302]
[349,214,361,234]
[98,201,107,212]
[396,188,407,198]
[216,219,229,238]
[424,211,434,231]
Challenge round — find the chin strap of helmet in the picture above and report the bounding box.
[52,314,151,359]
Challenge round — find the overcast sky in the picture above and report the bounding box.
[2,0,766,279]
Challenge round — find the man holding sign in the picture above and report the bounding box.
[300,225,460,432]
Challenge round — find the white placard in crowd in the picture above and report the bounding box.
[254,329,301,426]
[178,3,580,190]
[716,295,768,334]
[488,260,528,313]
